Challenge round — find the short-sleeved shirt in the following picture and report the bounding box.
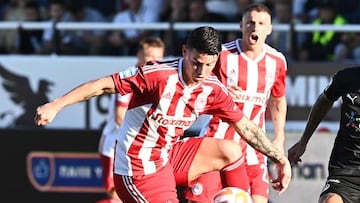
[323,67,360,176]
[111,58,244,176]
[203,39,287,165]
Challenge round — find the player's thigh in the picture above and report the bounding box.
[171,137,241,186]
[171,137,204,186]
[320,175,360,203]
[113,163,179,203]
[319,193,343,203]
[191,137,242,176]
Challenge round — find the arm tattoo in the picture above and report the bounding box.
[239,125,282,163]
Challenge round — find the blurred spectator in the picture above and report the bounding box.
[160,0,189,56]
[16,0,44,54]
[143,0,164,20]
[270,0,305,61]
[334,33,360,63]
[36,0,68,54]
[83,0,119,20]
[106,0,160,56]
[0,0,27,53]
[160,0,189,23]
[333,0,360,24]
[188,0,228,23]
[205,0,238,20]
[61,0,106,55]
[226,0,254,42]
[297,1,347,61]
[230,0,254,22]
[292,0,307,21]
[297,0,317,23]
[254,0,274,11]
[188,0,229,42]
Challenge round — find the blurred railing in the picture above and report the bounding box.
[0,21,359,32]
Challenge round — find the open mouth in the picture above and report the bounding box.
[251,34,259,42]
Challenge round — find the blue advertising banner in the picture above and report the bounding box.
[27,151,105,193]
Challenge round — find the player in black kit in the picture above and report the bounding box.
[288,66,360,203]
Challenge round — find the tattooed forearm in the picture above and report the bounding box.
[233,117,283,163]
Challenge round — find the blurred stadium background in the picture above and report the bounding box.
[0,0,360,202]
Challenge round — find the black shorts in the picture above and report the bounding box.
[320,175,360,203]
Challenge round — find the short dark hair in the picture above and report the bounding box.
[243,3,272,19]
[186,26,222,55]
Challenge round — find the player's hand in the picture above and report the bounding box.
[34,102,59,126]
[270,157,291,195]
[288,142,306,167]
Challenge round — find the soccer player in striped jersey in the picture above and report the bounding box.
[97,37,165,203]
[34,26,291,203]
[185,3,288,203]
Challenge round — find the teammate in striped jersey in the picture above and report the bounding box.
[97,37,165,203]
[34,26,291,203]
[185,3,288,203]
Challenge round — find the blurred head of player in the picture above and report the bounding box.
[136,37,165,66]
[181,26,221,86]
[240,3,272,50]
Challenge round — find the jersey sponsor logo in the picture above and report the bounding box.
[345,111,360,132]
[152,113,195,128]
[232,91,267,105]
[119,66,138,79]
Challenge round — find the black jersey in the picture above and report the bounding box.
[324,67,360,176]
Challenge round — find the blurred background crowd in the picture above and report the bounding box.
[0,0,359,63]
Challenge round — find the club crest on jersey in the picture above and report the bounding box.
[119,66,138,79]
[194,93,207,112]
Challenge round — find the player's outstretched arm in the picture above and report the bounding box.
[34,76,116,126]
[231,117,291,194]
[288,92,334,166]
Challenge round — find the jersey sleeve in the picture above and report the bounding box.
[111,66,147,96]
[324,68,349,101]
[116,93,132,107]
[271,56,287,98]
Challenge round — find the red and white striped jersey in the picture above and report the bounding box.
[111,58,244,176]
[204,39,287,165]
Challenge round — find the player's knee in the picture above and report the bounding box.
[218,139,242,164]
[319,192,343,203]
